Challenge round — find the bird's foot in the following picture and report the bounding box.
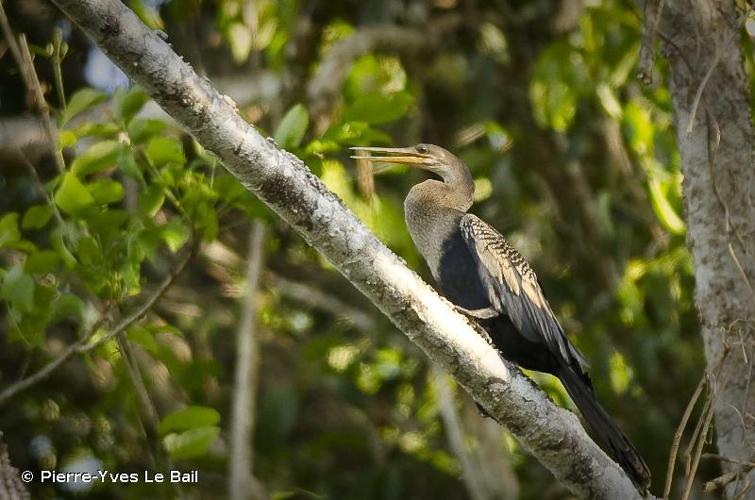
[454,305,499,320]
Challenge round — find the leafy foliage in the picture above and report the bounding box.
[0,0,736,498]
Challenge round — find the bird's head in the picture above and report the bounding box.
[349,143,467,183]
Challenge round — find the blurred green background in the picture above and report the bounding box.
[2,0,750,498]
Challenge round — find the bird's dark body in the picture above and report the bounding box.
[406,200,561,375]
[354,143,650,492]
[437,229,489,310]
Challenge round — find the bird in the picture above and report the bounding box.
[350,143,651,492]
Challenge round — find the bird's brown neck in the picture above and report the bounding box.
[415,160,475,212]
[403,176,473,279]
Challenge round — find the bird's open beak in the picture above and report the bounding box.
[349,146,432,169]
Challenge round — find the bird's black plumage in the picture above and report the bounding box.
[352,144,651,492]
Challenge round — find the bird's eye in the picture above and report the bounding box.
[416,144,428,154]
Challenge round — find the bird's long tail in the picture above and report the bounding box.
[558,363,651,493]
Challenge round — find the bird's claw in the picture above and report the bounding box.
[454,305,499,320]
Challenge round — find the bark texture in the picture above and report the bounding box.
[0,433,29,500]
[51,0,651,497]
[661,0,755,496]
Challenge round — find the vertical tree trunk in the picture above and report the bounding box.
[661,0,755,496]
[229,222,267,500]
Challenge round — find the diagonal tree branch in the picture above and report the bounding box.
[49,1,649,497]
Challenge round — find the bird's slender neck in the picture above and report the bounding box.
[416,160,475,212]
[401,155,474,285]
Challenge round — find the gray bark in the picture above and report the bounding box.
[661,0,755,497]
[228,222,267,500]
[51,0,650,497]
[433,367,493,500]
[0,433,29,500]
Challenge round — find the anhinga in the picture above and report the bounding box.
[351,144,651,492]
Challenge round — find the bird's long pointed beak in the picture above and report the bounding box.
[349,146,431,167]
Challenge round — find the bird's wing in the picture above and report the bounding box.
[460,213,587,369]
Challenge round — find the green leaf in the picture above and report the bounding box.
[160,219,190,252]
[130,0,164,29]
[77,235,102,267]
[59,130,77,149]
[69,122,121,140]
[322,121,369,143]
[62,88,106,125]
[25,250,60,274]
[597,83,622,119]
[71,140,122,176]
[274,104,309,149]
[648,178,686,235]
[0,213,21,248]
[128,325,158,353]
[2,265,35,313]
[138,185,165,216]
[529,43,585,132]
[227,22,253,63]
[22,205,53,230]
[192,202,218,241]
[162,427,220,460]
[623,101,654,155]
[86,210,128,239]
[343,91,412,125]
[345,54,405,98]
[6,284,57,347]
[193,140,218,168]
[303,139,340,156]
[120,259,141,296]
[159,406,221,435]
[55,172,94,216]
[54,293,84,322]
[118,148,143,180]
[146,136,186,167]
[88,179,124,205]
[114,86,150,124]
[609,352,631,394]
[128,118,167,144]
[51,230,77,269]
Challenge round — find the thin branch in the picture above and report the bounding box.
[15,35,66,174]
[48,2,651,496]
[637,0,666,84]
[229,221,267,500]
[664,346,731,498]
[705,462,755,493]
[201,239,378,330]
[433,367,492,500]
[0,1,29,89]
[664,373,706,499]
[0,246,194,405]
[20,155,65,227]
[681,397,714,500]
[270,274,376,332]
[113,334,186,499]
[116,336,161,461]
[0,1,67,174]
